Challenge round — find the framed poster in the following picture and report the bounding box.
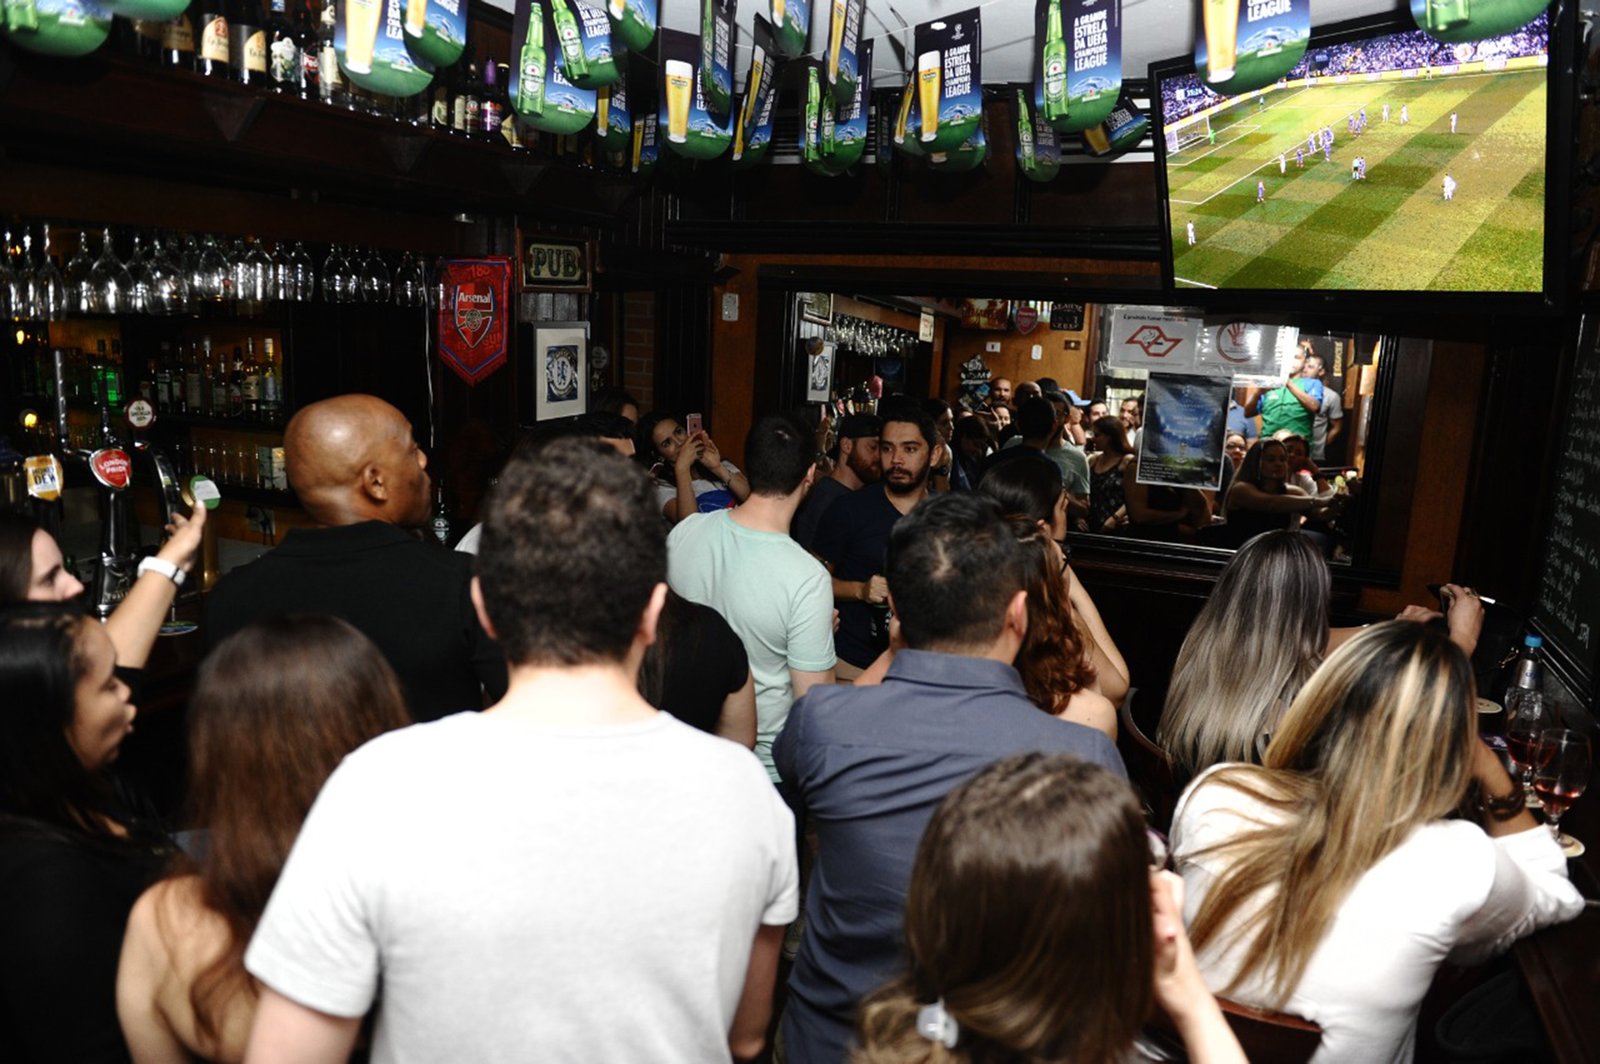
[519,235,592,291]
[800,291,834,325]
[806,339,835,402]
[534,324,588,421]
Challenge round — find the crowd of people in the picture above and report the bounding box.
[0,380,1583,1064]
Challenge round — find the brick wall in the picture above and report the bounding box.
[622,291,657,411]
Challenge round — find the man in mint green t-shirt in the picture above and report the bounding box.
[668,413,837,781]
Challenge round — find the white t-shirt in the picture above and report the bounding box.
[668,510,836,780]
[1172,766,1582,1064]
[246,711,798,1064]
[655,463,741,517]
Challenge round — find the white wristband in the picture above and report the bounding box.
[136,555,186,588]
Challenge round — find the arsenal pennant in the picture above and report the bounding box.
[438,258,512,385]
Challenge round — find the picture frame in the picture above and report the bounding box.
[518,234,592,292]
[533,324,589,422]
[800,291,834,325]
[806,340,835,403]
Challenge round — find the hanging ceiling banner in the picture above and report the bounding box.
[1034,0,1120,133]
[105,0,185,23]
[913,8,981,154]
[1195,0,1310,94]
[4,0,112,56]
[402,0,464,68]
[1080,86,1146,157]
[769,0,807,57]
[825,0,864,106]
[1412,0,1548,43]
[661,27,733,159]
[1013,86,1061,182]
[510,0,597,132]
[807,37,871,174]
[891,72,925,156]
[605,0,652,53]
[732,15,779,167]
[927,104,987,172]
[562,0,619,87]
[597,75,631,156]
[437,258,511,385]
[698,0,735,122]
[338,0,434,96]
[631,112,659,174]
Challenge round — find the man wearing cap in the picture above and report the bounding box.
[792,413,881,553]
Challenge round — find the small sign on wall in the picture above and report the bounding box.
[520,236,592,291]
[1050,302,1085,331]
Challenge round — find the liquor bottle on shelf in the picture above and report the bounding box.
[260,337,281,422]
[155,341,174,415]
[184,341,204,415]
[242,337,262,418]
[106,339,124,406]
[196,0,231,78]
[160,10,196,69]
[228,345,246,417]
[480,59,505,143]
[232,0,270,86]
[453,54,481,136]
[128,18,165,63]
[318,0,348,108]
[208,338,230,416]
[430,58,454,130]
[293,0,318,98]
[268,0,300,93]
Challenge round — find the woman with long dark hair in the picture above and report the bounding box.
[116,616,410,1063]
[1219,439,1334,548]
[636,411,751,523]
[1086,415,1134,533]
[856,754,1244,1064]
[1173,622,1583,1061]
[0,602,169,1063]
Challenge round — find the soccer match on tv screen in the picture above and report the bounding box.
[1161,14,1549,292]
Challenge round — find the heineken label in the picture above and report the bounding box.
[1410,0,1547,44]
[913,8,982,153]
[6,0,112,55]
[403,0,464,68]
[1195,0,1309,94]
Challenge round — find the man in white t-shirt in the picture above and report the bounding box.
[243,439,798,1064]
[669,413,837,783]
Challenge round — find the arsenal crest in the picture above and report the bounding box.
[437,259,512,385]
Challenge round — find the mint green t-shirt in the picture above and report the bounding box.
[667,510,837,781]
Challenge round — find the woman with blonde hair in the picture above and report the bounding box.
[856,753,1244,1064]
[117,616,411,1063]
[1171,622,1582,1062]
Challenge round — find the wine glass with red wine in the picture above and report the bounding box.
[1507,691,1555,809]
[1533,729,1591,859]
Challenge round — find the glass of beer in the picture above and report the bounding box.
[1083,124,1111,154]
[1204,0,1239,84]
[828,0,847,82]
[343,0,383,75]
[664,59,693,144]
[917,50,940,142]
[772,0,785,31]
[404,0,426,38]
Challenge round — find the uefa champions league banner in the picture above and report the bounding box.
[660,27,734,160]
[104,0,184,22]
[560,0,620,89]
[3,0,112,56]
[1412,0,1548,44]
[914,8,982,154]
[926,109,987,172]
[339,0,434,96]
[698,0,735,122]
[1195,0,1310,95]
[804,38,871,175]
[825,0,864,107]
[631,112,659,174]
[1033,0,1122,134]
[1013,86,1061,183]
[604,0,652,53]
[732,15,780,168]
[402,0,464,68]
[1081,86,1147,157]
[769,0,807,58]
[597,76,631,157]
[510,0,598,133]
[891,71,925,157]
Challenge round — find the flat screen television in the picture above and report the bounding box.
[1150,10,1571,305]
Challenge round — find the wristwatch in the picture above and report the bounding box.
[136,555,186,587]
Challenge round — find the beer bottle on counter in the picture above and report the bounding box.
[195,0,232,78]
[293,0,318,98]
[268,0,300,93]
[160,8,197,69]
[430,57,454,130]
[318,0,348,108]
[242,337,262,418]
[480,59,505,142]
[260,338,282,423]
[453,53,481,135]
[232,0,269,86]
[127,18,165,62]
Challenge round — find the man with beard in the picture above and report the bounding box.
[812,409,935,680]
[790,413,881,553]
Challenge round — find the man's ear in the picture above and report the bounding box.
[804,463,818,489]
[361,464,388,503]
[470,576,498,640]
[1004,589,1029,640]
[637,582,669,649]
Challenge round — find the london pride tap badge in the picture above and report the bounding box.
[438,257,512,385]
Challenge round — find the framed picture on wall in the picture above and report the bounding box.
[806,339,835,402]
[534,324,589,421]
[800,291,834,325]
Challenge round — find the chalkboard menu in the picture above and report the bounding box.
[1534,313,1600,692]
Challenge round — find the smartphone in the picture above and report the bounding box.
[686,412,703,436]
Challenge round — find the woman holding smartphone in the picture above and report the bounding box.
[636,411,750,523]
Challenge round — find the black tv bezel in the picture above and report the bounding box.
[1146,6,1576,314]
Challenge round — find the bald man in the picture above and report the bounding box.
[205,395,507,720]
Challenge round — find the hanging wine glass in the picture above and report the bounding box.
[322,245,348,302]
[393,252,424,307]
[192,235,230,304]
[269,240,290,302]
[240,236,272,310]
[226,236,251,308]
[127,232,154,314]
[64,230,95,315]
[361,247,391,303]
[146,235,184,315]
[29,225,68,322]
[289,241,316,302]
[87,226,134,315]
[0,241,12,322]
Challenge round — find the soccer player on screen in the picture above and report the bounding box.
[1257,181,1266,203]
[1295,147,1304,169]
[1450,111,1458,133]
[1443,173,1456,200]
[1186,221,1196,245]
[1279,153,1286,174]
[1382,102,1390,122]
[1401,104,1409,124]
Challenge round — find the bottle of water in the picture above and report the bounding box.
[1504,634,1544,717]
